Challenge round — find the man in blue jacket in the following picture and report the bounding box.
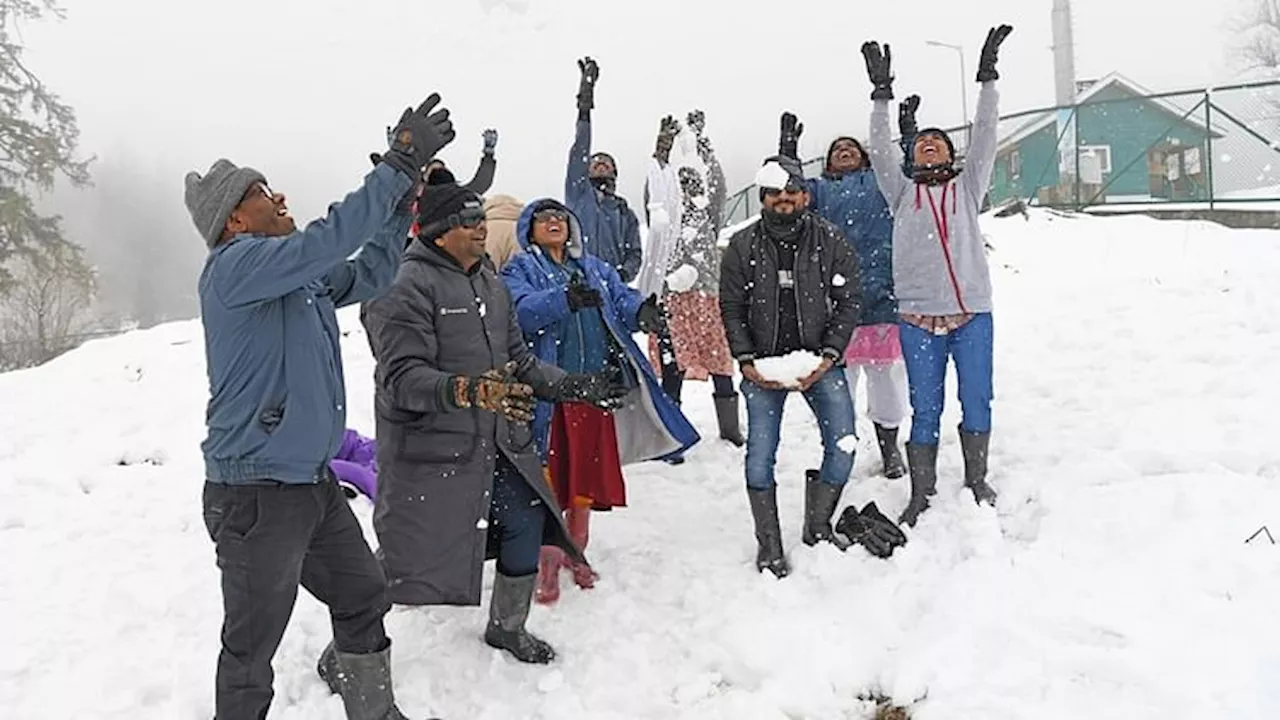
[186,93,454,720]
[564,56,643,283]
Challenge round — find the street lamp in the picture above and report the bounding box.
[926,40,970,151]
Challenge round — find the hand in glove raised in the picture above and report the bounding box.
[655,115,681,162]
[635,294,667,334]
[686,109,706,136]
[554,369,630,411]
[382,93,457,180]
[861,41,895,100]
[450,361,536,423]
[898,95,921,137]
[565,275,603,311]
[482,128,498,155]
[779,111,804,159]
[577,56,600,112]
[976,24,1013,82]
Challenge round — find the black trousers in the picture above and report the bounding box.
[487,455,547,577]
[202,478,390,720]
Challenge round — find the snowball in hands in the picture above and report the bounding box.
[753,351,825,388]
[648,205,671,233]
[666,265,698,293]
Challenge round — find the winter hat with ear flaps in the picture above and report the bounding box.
[184,158,267,247]
[415,184,482,241]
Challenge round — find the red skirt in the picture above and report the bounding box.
[548,403,627,511]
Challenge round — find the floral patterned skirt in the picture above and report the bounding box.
[647,291,735,380]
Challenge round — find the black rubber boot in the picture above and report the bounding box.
[873,423,906,479]
[898,442,938,527]
[801,469,850,550]
[958,426,997,506]
[746,486,790,578]
[713,393,746,447]
[317,640,435,720]
[483,572,557,664]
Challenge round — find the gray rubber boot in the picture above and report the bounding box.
[483,572,557,664]
[898,442,939,527]
[321,640,436,720]
[958,426,997,506]
[873,423,906,479]
[713,393,746,447]
[801,469,850,550]
[746,486,790,578]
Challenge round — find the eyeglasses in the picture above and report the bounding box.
[533,207,569,223]
[243,182,275,202]
[763,183,805,197]
[449,205,487,229]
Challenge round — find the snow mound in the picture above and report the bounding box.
[754,350,824,388]
[4,209,1280,719]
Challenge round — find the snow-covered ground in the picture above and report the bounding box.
[3,209,1279,719]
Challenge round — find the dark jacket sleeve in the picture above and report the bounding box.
[324,214,413,308]
[565,118,593,209]
[619,205,642,283]
[465,153,497,195]
[718,230,755,361]
[363,277,456,414]
[820,223,862,356]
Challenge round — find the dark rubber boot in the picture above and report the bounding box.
[874,423,906,479]
[898,442,939,527]
[484,572,557,664]
[801,469,850,550]
[318,640,436,719]
[959,426,997,506]
[746,486,790,578]
[713,393,746,447]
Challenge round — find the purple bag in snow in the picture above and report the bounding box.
[329,429,378,500]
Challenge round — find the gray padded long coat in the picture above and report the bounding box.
[361,241,584,606]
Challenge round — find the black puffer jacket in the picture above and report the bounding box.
[718,212,862,362]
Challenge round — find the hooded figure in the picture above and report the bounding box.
[500,197,699,602]
[640,111,745,457]
[777,115,909,481]
[862,26,1011,527]
[483,193,524,271]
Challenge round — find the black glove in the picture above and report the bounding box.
[861,41,894,101]
[553,369,630,410]
[779,111,804,160]
[577,57,599,114]
[686,109,706,136]
[977,24,1013,82]
[655,115,680,162]
[369,148,422,214]
[835,502,906,559]
[565,275,603,311]
[636,294,666,334]
[858,502,907,547]
[381,93,456,180]
[482,128,498,155]
[898,95,920,137]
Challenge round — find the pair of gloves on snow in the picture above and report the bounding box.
[836,502,908,558]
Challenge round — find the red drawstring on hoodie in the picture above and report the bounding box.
[916,181,969,314]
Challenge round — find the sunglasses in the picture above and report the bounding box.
[448,205,487,229]
[763,183,805,197]
[533,207,569,223]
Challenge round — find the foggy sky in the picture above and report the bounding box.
[25,0,1238,258]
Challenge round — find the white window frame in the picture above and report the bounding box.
[1079,145,1113,174]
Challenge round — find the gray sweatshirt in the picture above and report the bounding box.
[868,82,999,316]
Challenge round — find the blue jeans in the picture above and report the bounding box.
[742,367,856,490]
[488,456,546,577]
[898,313,994,446]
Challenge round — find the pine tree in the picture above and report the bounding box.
[0,0,92,292]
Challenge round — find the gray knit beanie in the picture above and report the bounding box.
[183,159,267,247]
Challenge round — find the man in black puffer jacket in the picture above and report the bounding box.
[719,155,862,579]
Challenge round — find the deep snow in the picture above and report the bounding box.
[2,209,1279,719]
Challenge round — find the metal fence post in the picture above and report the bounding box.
[1205,89,1215,210]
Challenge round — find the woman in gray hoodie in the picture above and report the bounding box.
[863,25,1012,527]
